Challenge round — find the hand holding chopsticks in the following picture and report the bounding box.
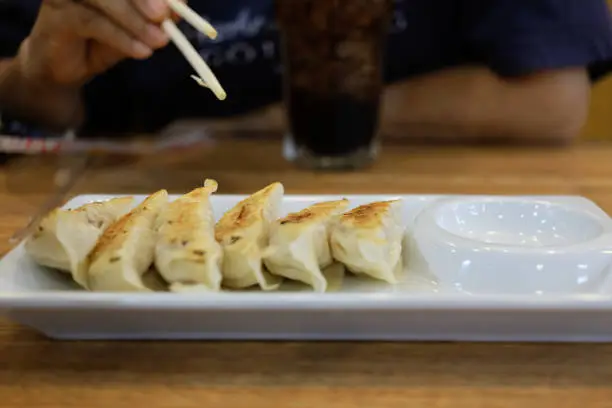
[7,0,228,119]
[163,0,227,100]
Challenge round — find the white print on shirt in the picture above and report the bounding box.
[188,5,409,71]
[191,9,272,45]
[200,40,277,67]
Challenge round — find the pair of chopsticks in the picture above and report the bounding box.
[163,0,227,100]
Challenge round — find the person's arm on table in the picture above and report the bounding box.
[381,66,589,144]
[209,66,589,145]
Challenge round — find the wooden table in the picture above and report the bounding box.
[2,139,612,407]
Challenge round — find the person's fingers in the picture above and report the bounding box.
[132,0,191,23]
[132,0,173,23]
[170,0,190,23]
[83,0,169,49]
[71,3,153,59]
[87,41,127,75]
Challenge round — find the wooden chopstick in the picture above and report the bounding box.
[167,0,217,39]
[162,0,226,100]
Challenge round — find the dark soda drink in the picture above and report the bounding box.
[288,90,379,156]
[276,0,392,169]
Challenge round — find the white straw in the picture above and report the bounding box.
[161,19,227,100]
[166,0,218,39]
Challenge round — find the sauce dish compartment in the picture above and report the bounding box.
[411,197,612,295]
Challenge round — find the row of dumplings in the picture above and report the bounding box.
[25,181,405,293]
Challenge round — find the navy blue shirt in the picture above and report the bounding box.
[2,0,612,134]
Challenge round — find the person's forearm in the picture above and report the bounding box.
[0,55,83,131]
[380,66,590,144]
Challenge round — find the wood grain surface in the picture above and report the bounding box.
[2,139,612,407]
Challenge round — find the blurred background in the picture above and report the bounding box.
[580,0,612,140]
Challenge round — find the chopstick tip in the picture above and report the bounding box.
[190,75,209,88]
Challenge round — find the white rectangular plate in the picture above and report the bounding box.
[2,193,612,342]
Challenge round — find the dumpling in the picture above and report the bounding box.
[330,200,404,284]
[215,182,284,290]
[25,212,71,272]
[141,268,169,292]
[25,197,134,288]
[155,179,223,292]
[263,199,349,292]
[88,190,169,292]
[321,262,346,292]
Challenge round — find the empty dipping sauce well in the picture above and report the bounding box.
[412,197,612,295]
[436,200,604,247]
